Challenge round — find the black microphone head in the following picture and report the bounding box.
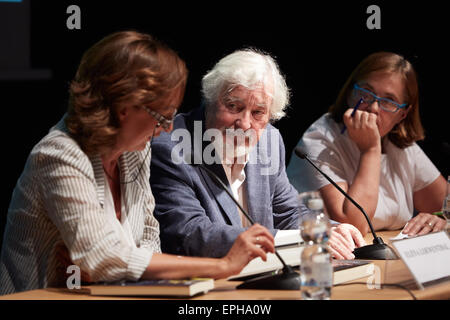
[294,147,307,159]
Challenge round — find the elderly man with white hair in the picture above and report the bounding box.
[150,48,366,259]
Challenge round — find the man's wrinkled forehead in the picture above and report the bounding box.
[221,83,273,106]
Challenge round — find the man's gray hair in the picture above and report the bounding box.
[201,48,290,121]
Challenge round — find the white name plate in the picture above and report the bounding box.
[391,231,450,289]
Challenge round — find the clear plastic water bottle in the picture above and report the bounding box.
[300,198,332,300]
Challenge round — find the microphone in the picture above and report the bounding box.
[187,157,301,290]
[294,147,398,260]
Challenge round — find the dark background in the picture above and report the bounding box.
[0,1,449,248]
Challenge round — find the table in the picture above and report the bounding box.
[1,231,449,300]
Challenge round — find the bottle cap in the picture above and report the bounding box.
[307,198,324,211]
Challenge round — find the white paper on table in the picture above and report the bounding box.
[274,229,302,247]
[390,230,411,241]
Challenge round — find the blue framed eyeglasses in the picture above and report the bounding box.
[142,106,176,130]
[353,84,408,113]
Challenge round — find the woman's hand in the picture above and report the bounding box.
[220,224,275,277]
[343,108,381,153]
[329,223,367,260]
[402,212,447,236]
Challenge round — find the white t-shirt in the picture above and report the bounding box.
[222,162,251,228]
[287,113,441,231]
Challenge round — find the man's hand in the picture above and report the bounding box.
[329,223,367,259]
[221,224,275,277]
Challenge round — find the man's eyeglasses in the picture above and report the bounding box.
[142,106,176,130]
[353,84,408,113]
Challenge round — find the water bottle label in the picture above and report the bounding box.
[301,260,332,287]
[313,263,333,287]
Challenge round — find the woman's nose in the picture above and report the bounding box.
[367,99,380,114]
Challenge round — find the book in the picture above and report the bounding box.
[228,228,374,284]
[226,230,303,280]
[227,244,303,280]
[85,278,214,297]
[229,255,374,286]
[332,260,374,285]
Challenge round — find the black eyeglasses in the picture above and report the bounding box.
[142,106,177,129]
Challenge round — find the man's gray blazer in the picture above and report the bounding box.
[150,107,308,257]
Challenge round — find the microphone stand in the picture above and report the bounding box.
[295,147,398,260]
[197,164,301,290]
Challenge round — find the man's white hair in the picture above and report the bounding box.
[201,48,290,121]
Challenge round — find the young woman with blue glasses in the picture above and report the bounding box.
[287,52,447,237]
